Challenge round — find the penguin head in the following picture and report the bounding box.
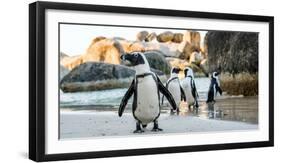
[184,67,194,78]
[120,52,146,66]
[212,72,220,79]
[171,67,181,75]
[121,51,151,74]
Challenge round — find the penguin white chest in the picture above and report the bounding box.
[167,81,181,106]
[182,79,195,104]
[134,76,160,124]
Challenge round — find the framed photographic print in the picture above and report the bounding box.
[29,1,274,162]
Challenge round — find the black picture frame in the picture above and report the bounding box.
[29,1,274,162]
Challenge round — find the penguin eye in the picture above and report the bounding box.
[133,53,138,57]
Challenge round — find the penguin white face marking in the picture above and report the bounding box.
[212,72,220,80]
[184,67,194,78]
[212,71,221,86]
[121,51,151,75]
[120,52,146,66]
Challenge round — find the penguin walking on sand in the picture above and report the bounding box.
[181,67,199,110]
[118,51,177,133]
[206,72,222,103]
[162,67,186,112]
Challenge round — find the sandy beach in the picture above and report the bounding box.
[60,107,258,139]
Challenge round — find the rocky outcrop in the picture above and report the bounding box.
[176,31,202,60]
[145,32,157,42]
[183,31,201,50]
[61,38,125,69]
[189,51,203,65]
[60,55,83,70]
[136,31,149,42]
[206,31,258,74]
[60,62,167,92]
[157,31,174,42]
[120,40,145,53]
[172,33,183,43]
[60,65,70,80]
[166,57,206,77]
[84,38,124,64]
[177,41,195,59]
[60,52,69,60]
[143,42,181,58]
[144,50,171,75]
[90,36,106,45]
[60,30,208,84]
[60,62,135,92]
[199,59,209,76]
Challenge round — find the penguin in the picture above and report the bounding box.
[118,51,177,133]
[206,72,222,103]
[162,67,186,112]
[181,67,199,110]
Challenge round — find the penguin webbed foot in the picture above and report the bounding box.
[151,128,163,132]
[134,121,144,133]
[151,121,163,132]
[133,129,144,133]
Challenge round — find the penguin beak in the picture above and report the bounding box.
[120,54,134,66]
[120,54,126,61]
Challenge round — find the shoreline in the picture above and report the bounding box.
[60,108,258,139]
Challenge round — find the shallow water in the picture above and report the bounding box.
[60,78,210,106]
[60,77,258,124]
[177,97,258,124]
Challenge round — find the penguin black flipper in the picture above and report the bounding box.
[206,84,214,103]
[191,79,199,99]
[118,79,135,117]
[215,83,222,95]
[180,85,186,101]
[156,75,177,110]
[161,83,168,105]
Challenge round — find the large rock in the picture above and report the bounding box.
[84,38,124,64]
[136,31,149,42]
[206,31,258,74]
[90,36,107,45]
[60,62,167,92]
[189,51,203,65]
[172,33,183,43]
[144,42,181,58]
[202,35,208,56]
[166,57,189,70]
[144,50,171,75]
[60,52,69,60]
[60,38,125,70]
[174,31,202,59]
[165,57,206,77]
[60,55,83,70]
[60,62,135,92]
[145,32,157,42]
[157,31,174,42]
[177,41,195,59]
[199,59,209,76]
[120,41,145,53]
[183,31,201,50]
[60,65,70,80]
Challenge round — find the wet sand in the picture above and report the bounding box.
[60,97,258,139]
